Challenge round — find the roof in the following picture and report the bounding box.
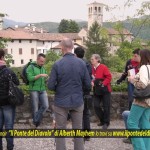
[0,28,82,41]
[0,30,38,40]
[61,33,81,40]
[106,28,132,35]
[88,1,105,6]
[79,27,132,35]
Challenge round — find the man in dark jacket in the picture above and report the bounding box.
[48,38,91,150]
[116,48,140,110]
[0,49,19,150]
[74,46,92,141]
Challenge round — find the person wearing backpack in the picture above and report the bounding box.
[0,49,19,150]
[26,53,49,127]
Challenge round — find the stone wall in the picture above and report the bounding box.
[15,92,128,125]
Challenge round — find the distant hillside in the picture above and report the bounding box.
[33,21,87,33]
[2,17,150,40]
[3,18,27,28]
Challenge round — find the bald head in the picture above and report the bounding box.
[60,38,73,54]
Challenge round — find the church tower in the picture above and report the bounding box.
[88,1,105,30]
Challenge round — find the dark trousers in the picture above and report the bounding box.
[127,82,134,110]
[83,100,90,131]
[94,93,111,125]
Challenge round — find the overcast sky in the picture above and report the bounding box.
[0,0,147,23]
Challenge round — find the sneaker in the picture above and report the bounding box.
[123,138,131,144]
[102,124,108,130]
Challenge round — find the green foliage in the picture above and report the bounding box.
[0,38,8,48]
[5,54,13,67]
[85,21,108,62]
[58,19,79,33]
[111,82,127,92]
[105,55,124,72]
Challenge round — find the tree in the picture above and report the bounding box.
[58,19,79,33]
[107,1,150,43]
[85,21,108,62]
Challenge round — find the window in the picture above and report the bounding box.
[21,59,24,64]
[31,48,34,54]
[98,7,101,12]
[29,40,32,43]
[29,59,32,62]
[19,40,21,43]
[43,41,45,45]
[11,49,13,54]
[74,39,76,42]
[12,60,14,64]
[4,49,8,54]
[11,40,14,43]
[19,48,22,54]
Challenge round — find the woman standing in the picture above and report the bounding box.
[128,49,150,150]
[91,54,112,129]
[0,49,19,150]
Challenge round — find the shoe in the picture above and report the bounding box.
[123,138,131,144]
[102,124,108,130]
[97,122,104,126]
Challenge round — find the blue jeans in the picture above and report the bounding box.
[0,105,15,150]
[122,110,130,129]
[128,82,134,110]
[127,104,150,150]
[30,91,49,125]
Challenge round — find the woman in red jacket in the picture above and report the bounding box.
[91,54,112,129]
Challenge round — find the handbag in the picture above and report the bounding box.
[8,74,24,106]
[133,65,150,100]
[93,78,109,95]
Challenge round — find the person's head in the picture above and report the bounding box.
[60,38,73,55]
[91,54,101,66]
[0,49,5,60]
[74,47,85,58]
[37,53,46,66]
[132,48,140,62]
[139,49,150,66]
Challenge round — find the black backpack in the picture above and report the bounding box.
[20,62,34,85]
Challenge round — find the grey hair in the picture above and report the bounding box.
[91,54,101,63]
[60,38,73,50]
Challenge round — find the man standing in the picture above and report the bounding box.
[27,53,49,127]
[116,49,140,110]
[48,38,91,150]
[74,46,92,141]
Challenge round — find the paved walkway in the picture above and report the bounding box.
[2,120,133,150]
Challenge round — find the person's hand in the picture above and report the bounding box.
[116,80,121,85]
[40,74,48,78]
[128,75,135,83]
[91,81,94,87]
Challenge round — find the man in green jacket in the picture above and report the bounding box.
[27,53,49,127]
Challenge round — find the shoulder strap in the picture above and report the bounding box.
[145,65,150,80]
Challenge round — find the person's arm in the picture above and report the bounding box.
[27,65,48,81]
[129,65,149,89]
[83,66,91,93]
[117,60,131,84]
[48,64,57,91]
[10,70,20,85]
[102,66,112,86]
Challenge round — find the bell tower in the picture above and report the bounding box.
[88,1,105,30]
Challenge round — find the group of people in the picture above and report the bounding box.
[0,37,149,150]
